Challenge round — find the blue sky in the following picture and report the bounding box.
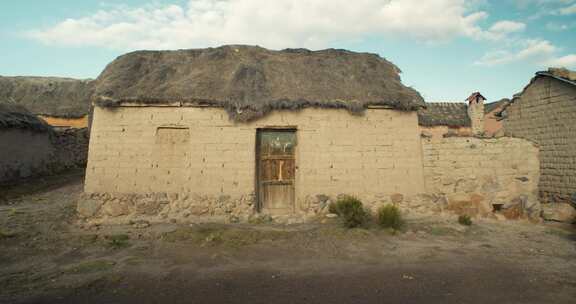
[1,0,575,102]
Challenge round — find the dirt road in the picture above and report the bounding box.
[1,173,575,303]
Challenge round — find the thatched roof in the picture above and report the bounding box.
[0,103,52,132]
[93,45,424,121]
[418,102,471,127]
[0,76,93,118]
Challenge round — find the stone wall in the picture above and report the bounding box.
[0,128,89,185]
[422,137,540,219]
[52,128,90,170]
[504,77,576,202]
[82,106,425,223]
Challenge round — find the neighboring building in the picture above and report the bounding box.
[84,45,427,218]
[0,103,90,186]
[0,76,93,128]
[417,92,498,139]
[418,93,507,139]
[0,104,54,184]
[483,99,509,137]
[499,68,576,203]
[418,102,472,139]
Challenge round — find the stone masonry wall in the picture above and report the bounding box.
[422,137,540,219]
[52,128,90,170]
[504,77,576,203]
[82,106,425,223]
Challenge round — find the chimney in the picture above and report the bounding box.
[466,92,486,135]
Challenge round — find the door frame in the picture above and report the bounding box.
[255,127,297,213]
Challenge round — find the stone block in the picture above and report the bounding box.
[542,203,576,223]
[77,198,104,218]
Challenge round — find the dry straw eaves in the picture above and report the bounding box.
[93,45,425,121]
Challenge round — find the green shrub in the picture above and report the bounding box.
[377,205,403,230]
[332,196,368,228]
[105,234,130,249]
[458,215,472,226]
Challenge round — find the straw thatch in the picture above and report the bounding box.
[0,76,93,118]
[0,103,52,132]
[418,102,471,127]
[93,45,424,121]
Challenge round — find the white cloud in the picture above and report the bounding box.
[489,20,526,33]
[559,3,576,14]
[475,39,576,68]
[546,54,576,67]
[27,0,502,50]
[481,20,526,40]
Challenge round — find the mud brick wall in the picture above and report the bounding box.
[504,77,576,202]
[0,128,89,185]
[0,129,55,184]
[83,106,425,220]
[422,137,540,217]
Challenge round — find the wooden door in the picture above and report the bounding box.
[257,129,296,214]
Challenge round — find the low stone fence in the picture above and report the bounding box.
[421,136,540,219]
[52,128,89,170]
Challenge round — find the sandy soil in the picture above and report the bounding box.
[1,172,575,304]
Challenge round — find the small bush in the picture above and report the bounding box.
[332,196,368,228]
[377,205,403,230]
[458,215,472,226]
[105,234,130,249]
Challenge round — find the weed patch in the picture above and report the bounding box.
[105,234,130,249]
[64,260,116,275]
[330,196,369,228]
[377,205,403,230]
[458,215,472,226]
[0,228,17,239]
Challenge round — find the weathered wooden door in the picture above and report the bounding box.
[256,129,296,214]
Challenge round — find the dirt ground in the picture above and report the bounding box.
[1,171,576,304]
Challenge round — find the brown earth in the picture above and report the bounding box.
[1,172,576,304]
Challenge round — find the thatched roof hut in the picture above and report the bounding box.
[417,102,471,127]
[0,76,93,118]
[0,103,52,132]
[93,45,424,121]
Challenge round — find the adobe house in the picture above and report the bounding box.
[499,68,576,205]
[417,92,498,139]
[418,102,472,139]
[0,76,93,129]
[0,104,54,184]
[483,98,509,137]
[82,45,428,220]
